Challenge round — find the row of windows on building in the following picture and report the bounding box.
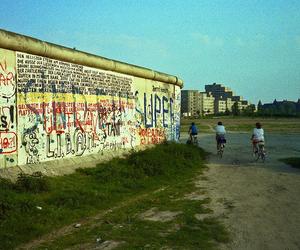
[181,83,251,117]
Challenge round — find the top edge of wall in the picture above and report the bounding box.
[0,29,183,88]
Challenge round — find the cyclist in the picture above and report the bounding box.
[251,122,265,154]
[215,121,226,149]
[188,122,198,143]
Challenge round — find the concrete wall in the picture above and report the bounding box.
[0,31,182,169]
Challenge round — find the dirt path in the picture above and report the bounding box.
[190,132,300,250]
[17,187,167,250]
[18,133,300,249]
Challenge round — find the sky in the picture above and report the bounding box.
[1,0,300,104]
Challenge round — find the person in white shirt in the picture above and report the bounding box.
[215,121,226,148]
[251,122,265,153]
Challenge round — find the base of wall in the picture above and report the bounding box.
[0,145,153,182]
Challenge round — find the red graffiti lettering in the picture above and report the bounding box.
[138,128,166,145]
[0,59,16,98]
[0,132,17,154]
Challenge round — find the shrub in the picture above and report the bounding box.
[280,157,300,168]
[15,172,50,193]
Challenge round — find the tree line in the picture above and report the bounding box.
[206,100,300,118]
[256,100,300,117]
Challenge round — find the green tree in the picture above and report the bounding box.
[257,100,263,115]
[232,101,240,116]
[225,108,231,115]
[283,102,296,116]
[243,104,255,116]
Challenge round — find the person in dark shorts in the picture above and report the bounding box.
[188,122,198,142]
[215,121,226,149]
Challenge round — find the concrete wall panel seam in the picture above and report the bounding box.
[0,29,183,88]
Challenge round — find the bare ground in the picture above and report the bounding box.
[188,132,300,250]
[17,133,300,249]
[17,187,168,250]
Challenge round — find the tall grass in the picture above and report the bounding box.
[0,142,207,249]
[280,157,300,168]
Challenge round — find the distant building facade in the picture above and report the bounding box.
[181,90,202,117]
[214,98,227,114]
[200,92,215,115]
[205,83,250,114]
[205,83,234,100]
[181,82,253,117]
[226,97,234,112]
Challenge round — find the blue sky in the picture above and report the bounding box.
[1,0,300,104]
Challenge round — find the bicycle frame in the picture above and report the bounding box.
[191,135,198,145]
[217,142,224,158]
[254,142,266,162]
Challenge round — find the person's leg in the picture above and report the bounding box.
[216,135,220,150]
[253,142,258,154]
[259,142,265,154]
[193,134,197,144]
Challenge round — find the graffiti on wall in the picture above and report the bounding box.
[136,83,179,143]
[0,49,180,167]
[0,58,16,98]
[0,49,17,163]
[173,86,181,140]
[16,52,135,164]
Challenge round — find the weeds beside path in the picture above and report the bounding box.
[279,157,300,169]
[18,187,166,249]
[1,143,229,250]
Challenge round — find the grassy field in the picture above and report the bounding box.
[181,117,300,134]
[279,157,300,169]
[0,143,229,249]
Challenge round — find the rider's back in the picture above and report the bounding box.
[215,125,226,135]
[190,124,198,134]
[253,128,264,141]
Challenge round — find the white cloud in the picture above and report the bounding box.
[235,34,265,48]
[191,33,224,47]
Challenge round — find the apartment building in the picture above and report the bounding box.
[214,98,227,114]
[181,90,202,117]
[200,92,215,115]
[226,97,234,112]
[181,83,252,116]
[205,83,234,100]
[239,100,250,110]
[206,83,251,113]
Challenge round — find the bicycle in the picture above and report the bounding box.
[191,134,198,145]
[187,134,198,145]
[253,141,266,162]
[216,136,226,158]
[217,142,225,158]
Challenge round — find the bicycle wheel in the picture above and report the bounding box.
[258,145,265,162]
[261,153,265,163]
[254,152,260,161]
[218,144,224,158]
[193,137,198,145]
[260,147,266,163]
[253,145,259,161]
[220,147,223,158]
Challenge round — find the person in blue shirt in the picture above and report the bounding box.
[188,122,198,142]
